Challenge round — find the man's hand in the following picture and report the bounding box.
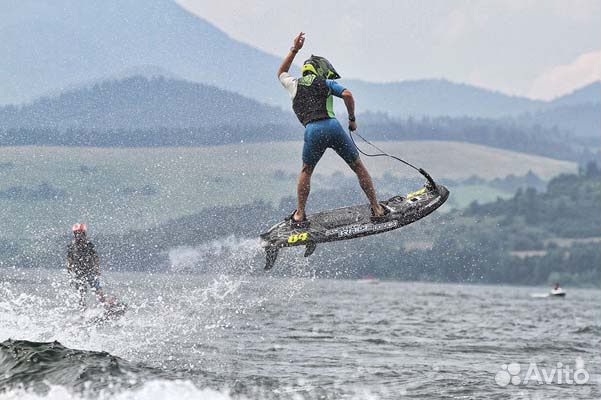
[278,32,305,76]
[292,32,305,52]
[348,120,357,132]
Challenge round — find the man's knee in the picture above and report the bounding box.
[348,158,364,173]
[301,163,315,175]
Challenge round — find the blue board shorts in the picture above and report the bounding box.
[302,118,359,167]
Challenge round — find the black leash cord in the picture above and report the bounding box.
[348,129,438,188]
[348,129,421,172]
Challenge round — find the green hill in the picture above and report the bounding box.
[0,76,293,132]
[0,145,596,287]
[465,164,601,238]
[0,142,576,240]
[1,75,595,164]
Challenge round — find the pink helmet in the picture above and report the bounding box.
[72,223,87,233]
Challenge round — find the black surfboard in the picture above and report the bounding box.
[260,181,449,270]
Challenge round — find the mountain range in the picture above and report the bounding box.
[1,0,599,123]
[0,75,595,165]
[0,76,293,130]
[547,82,601,107]
[0,0,284,106]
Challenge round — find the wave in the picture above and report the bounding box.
[0,254,321,399]
[0,339,175,395]
[0,340,381,400]
[572,325,601,336]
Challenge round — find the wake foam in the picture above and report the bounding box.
[0,339,382,399]
[0,238,326,399]
[0,379,382,400]
[0,380,242,400]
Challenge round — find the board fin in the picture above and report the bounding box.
[304,242,317,257]
[264,246,279,270]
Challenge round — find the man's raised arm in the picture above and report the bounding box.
[277,32,305,77]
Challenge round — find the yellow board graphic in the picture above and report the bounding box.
[287,232,309,243]
[406,187,427,199]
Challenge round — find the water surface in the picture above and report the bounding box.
[1,266,599,399]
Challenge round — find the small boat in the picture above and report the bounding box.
[550,287,566,297]
[530,283,566,298]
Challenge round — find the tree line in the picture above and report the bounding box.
[2,164,599,287]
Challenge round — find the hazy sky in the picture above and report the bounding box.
[176,0,601,100]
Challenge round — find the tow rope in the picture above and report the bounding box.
[348,129,438,189]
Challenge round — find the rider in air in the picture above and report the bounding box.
[277,32,388,227]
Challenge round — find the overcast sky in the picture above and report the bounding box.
[176,0,600,100]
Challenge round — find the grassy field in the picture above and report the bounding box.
[0,141,576,239]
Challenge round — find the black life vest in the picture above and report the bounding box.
[67,240,97,275]
[292,74,335,126]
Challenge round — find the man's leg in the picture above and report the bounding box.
[90,275,105,303]
[328,119,385,217]
[75,280,87,309]
[94,288,106,303]
[294,163,314,221]
[349,158,385,216]
[296,121,327,222]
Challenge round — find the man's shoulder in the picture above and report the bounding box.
[278,71,296,83]
[279,72,299,98]
[324,79,346,93]
[68,240,96,250]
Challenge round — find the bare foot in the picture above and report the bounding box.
[293,211,305,222]
[372,204,385,217]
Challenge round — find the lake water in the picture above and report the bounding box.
[1,264,599,399]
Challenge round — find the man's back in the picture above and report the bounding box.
[67,240,97,276]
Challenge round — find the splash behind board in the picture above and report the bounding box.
[260,183,449,270]
[89,300,128,325]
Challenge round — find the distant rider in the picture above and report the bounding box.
[277,32,388,227]
[67,223,105,307]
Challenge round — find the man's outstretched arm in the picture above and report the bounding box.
[277,32,305,77]
[342,90,357,131]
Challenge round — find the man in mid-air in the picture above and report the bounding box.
[277,32,388,227]
[67,223,106,308]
